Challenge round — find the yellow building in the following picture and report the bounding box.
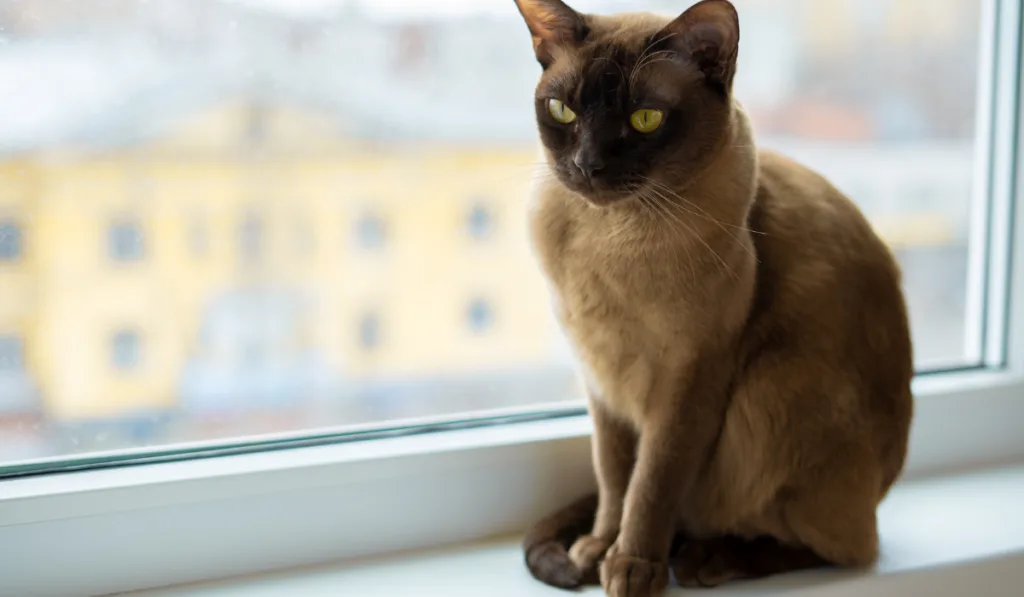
[0,96,960,428]
[0,99,566,422]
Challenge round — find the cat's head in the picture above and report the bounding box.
[514,0,740,206]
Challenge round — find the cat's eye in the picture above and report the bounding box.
[547,99,577,124]
[630,109,664,133]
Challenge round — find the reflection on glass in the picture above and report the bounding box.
[0,0,984,464]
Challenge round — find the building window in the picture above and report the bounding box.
[358,312,381,351]
[240,212,264,263]
[111,330,141,371]
[108,221,145,262]
[466,299,494,334]
[466,202,494,240]
[0,221,23,261]
[0,335,24,372]
[355,212,388,250]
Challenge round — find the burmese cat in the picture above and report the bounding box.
[513,1,914,596]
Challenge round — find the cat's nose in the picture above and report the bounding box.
[573,151,606,180]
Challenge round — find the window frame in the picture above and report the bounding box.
[2,1,1024,596]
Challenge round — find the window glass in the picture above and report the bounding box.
[239,212,264,263]
[111,330,141,371]
[466,299,495,334]
[0,0,995,468]
[359,312,381,351]
[355,212,388,250]
[108,222,145,262]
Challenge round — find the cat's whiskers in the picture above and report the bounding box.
[643,184,759,267]
[642,183,754,273]
[639,175,766,237]
[644,187,739,281]
[637,184,735,281]
[633,188,697,281]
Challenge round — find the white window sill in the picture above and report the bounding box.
[2,372,1023,597]
[128,464,1024,597]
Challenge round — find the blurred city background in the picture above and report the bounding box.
[0,0,984,463]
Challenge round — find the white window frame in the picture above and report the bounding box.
[2,1,1023,596]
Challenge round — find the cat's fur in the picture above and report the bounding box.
[514,1,914,596]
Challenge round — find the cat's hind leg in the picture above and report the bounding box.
[673,459,881,588]
[671,535,827,588]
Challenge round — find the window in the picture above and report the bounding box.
[358,312,382,350]
[466,299,495,334]
[239,211,264,263]
[108,221,145,262]
[0,0,1018,497]
[0,220,23,261]
[110,330,141,371]
[466,202,494,240]
[355,212,388,250]
[0,335,23,372]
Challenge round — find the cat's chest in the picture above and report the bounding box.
[534,210,657,328]
[530,200,687,406]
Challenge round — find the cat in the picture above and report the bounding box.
[513,1,914,596]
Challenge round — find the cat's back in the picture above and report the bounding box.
[748,147,910,347]
[737,148,913,490]
[753,149,887,256]
[750,148,908,311]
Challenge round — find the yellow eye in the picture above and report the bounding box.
[548,99,577,124]
[630,109,664,133]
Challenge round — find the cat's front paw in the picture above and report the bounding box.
[568,534,613,583]
[600,543,669,597]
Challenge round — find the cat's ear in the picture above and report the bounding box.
[659,0,740,92]
[513,0,587,68]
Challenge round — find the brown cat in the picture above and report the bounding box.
[513,1,914,596]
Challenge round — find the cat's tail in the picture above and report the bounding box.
[522,493,598,589]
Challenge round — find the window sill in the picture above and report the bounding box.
[2,371,1023,597]
[129,464,1024,597]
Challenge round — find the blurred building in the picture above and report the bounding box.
[0,97,568,424]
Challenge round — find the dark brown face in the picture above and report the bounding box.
[515,1,741,206]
